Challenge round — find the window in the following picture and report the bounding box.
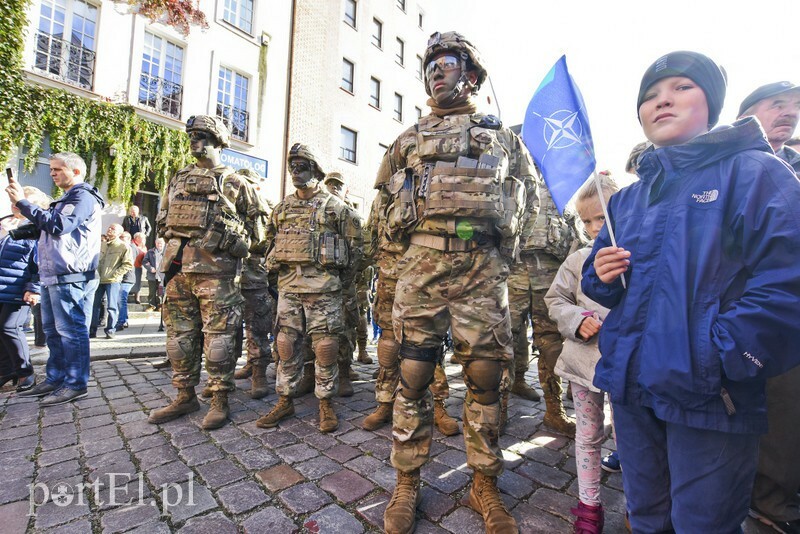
[396,0,406,12]
[418,11,424,28]
[341,58,354,93]
[139,32,184,119]
[416,55,423,79]
[344,0,356,28]
[217,67,250,142]
[34,0,98,89]
[395,38,404,66]
[369,77,381,108]
[223,0,254,34]
[394,93,403,122]
[415,106,422,120]
[340,126,357,163]
[371,18,382,48]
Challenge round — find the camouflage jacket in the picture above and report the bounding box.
[265,188,362,294]
[519,181,575,261]
[378,112,538,258]
[157,163,265,276]
[239,173,274,290]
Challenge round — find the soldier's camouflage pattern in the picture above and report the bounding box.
[157,162,264,393]
[380,109,537,477]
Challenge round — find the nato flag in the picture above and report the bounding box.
[522,55,596,214]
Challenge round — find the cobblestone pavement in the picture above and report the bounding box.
[0,345,773,533]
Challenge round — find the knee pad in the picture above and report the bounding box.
[207,337,232,363]
[377,334,401,368]
[313,336,339,366]
[277,328,299,361]
[166,338,192,361]
[464,360,503,404]
[399,359,436,400]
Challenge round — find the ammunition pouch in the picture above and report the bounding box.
[316,232,349,268]
[386,168,418,239]
[271,232,315,265]
[423,165,503,220]
[165,197,210,232]
[200,211,249,258]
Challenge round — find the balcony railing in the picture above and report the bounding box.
[138,73,183,119]
[34,30,95,90]
[216,102,249,142]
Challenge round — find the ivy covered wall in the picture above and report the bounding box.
[0,0,192,201]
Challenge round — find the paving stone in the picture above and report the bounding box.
[276,443,318,464]
[36,459,81,483]
[0,424,37,441]
[421,461,470,494]
[324,443,361,463]
[256,464,304,493]
[0,477,32,505]
[216,480,270,515]
[295,455,341,481]
[146,460,193,487]
[40,517,92,534]
[359,437,392,460]
[514,441,565,466]
[179,443,224,467]
[0,459,34,481]
[95,476,151,511]
[236,447,280,471]
[178,511,238,534]
[120,420,159,440]
[33,496,90,530]
[128,433,167,453]
[418,486,456,521]
[217,436,259,454]
[440,505,484,533]
[80,424,119,442]
[241,506,297,533]
[79,413,115,430]
[115,410,148,424]
[160,480,217,524]
[195,459,245,489]
[319,469,375,503]
[303,431,340,451]
[170,431,207,448]
[0,434,38,453]
[413,519,450,533]
[355,492,390,529]
[337,428,374,445]
[515,460,573,490]
[434,449,470,470]
[88,462,138,485]
[85,450,131,472]
[0,500,30,534]
[529,486,577,521]
[278,482,332,514]
[498,468,536,499]
[259,430,298,448]
[100,498,160,533]
[37,446,81,469]
[134,444,179,471]
[512,500,572,533]
[77,404,111,418]
[304,503,364,533]
[205,425,244,444]
[40,430,78,451]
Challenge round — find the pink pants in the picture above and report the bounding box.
[573,382,606,506]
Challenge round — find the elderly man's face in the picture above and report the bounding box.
[129,206,139,217]
[156,239,165,251]
[751,90,800,149]
[106,225,121,241]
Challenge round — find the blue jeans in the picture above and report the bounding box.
[41,278,98,391]
[91,282,121,335]
[613,401,759,534]
[116,282,134,328]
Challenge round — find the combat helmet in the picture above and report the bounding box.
[288,143,325,177]
[186,115,231,148]
[423,31,487,96]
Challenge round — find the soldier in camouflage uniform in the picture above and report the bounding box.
[508,185,577,438]
[362,184,460,438]
[148,115,263,430]
[355,263,374,363]
[323,171,367,397]
[256,144,361,433]
[382,32,538,534]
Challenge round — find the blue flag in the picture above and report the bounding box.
[522,55,596,214]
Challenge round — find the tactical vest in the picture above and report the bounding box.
[165,166,233,238]
[522,187,574,262]
[387,113,525,243]
[271,191,349,268]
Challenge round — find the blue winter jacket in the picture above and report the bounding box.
[582,118,800,434]
[16,182,105,287]
[0,225,39,304]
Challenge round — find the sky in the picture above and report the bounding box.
[427,0,800,181]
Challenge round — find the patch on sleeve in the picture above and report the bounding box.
[61,204,75,216]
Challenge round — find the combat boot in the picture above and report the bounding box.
[565,381,573,401]
[338,362,354,397]
[201,385,212,398]
[433,399,460,436]
[256,395,294,428]
[510,376,540,401]
[319,398,339,433]
[295,362,315,397]
[384,470,421,534]
[201,391,229,430]
[363,402,392,430]
[151,358,171,370]
[539,344,576,438]
[469,471,519,533]
[234,361,253,380]
[249,364,269,399]
[499,391,509,433]
[357,339,373,364]
[148,388,200,424]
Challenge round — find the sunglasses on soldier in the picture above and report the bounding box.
[290,161,311,172]
[425,54,460,79]
[189,132,210,142]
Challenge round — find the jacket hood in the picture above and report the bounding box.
[68,182,106,208]
[637,117,772,183]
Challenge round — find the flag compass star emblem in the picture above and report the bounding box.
[542,109,584,150]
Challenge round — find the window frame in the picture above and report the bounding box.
[343,0,357,28]
[395,37,404,66]
[371,17,383,49]
[341,57,355,93]
[34,0,99,90]
[396,0,406,12]
[416,54,423,80]
[216,66,251,142]
[221,0,255,35]
[340,126,358,164]
[138,30,185,119]
[369,76,381,109]
[393,92,403,123]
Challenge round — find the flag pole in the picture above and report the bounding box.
[592,170,626,289]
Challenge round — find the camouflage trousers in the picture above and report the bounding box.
[356,285,369,348]
[241,285,274,367]
[164,273,243,392]
[391,244,512,476]
[373,270,451,404]
[338,287,359,366]
[523,251,564,369]
[507,279,534,384]
[275,291,343,400]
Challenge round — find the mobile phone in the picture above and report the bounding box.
[5,167,13,184]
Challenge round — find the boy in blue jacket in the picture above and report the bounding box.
[582,51,800,533]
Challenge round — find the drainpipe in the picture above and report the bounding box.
[280,0,297,200]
